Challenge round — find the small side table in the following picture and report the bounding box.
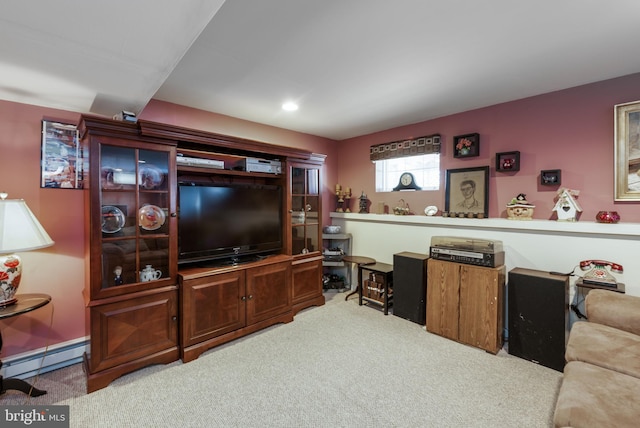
[0,293,52,397]
[576,278,625,294]
[342,256,376,301]
[358,262,393,315]
[573,279,624,321]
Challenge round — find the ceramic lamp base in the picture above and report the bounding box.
[0,254,22,306]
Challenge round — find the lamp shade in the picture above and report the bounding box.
[0,198,54,306]
[0,199,54,252]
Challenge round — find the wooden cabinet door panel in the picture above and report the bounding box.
[180,271,245,347]
[292,257,322,305]
[459,265,505,353]
[426,259,459,340]
[246,261,292,325]
[90,289,178,372]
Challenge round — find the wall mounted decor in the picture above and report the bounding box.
[614,100,640,200]
[541,169,561,185]
[444,166,489,218]
[453,133,480,158]
[496,151,520,172]
[41,120,83,189]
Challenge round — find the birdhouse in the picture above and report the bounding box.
[552,188,582,221]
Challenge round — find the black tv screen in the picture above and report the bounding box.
[178,182,283,265]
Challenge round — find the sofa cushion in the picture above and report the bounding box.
[586,290,640,336]
[553,361,640,427]
[566,321,640,379]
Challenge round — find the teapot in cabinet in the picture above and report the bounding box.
[140,265,162,282]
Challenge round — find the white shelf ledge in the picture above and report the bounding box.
[330,212,640,238]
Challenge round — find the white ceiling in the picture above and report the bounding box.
[2,1,640,140]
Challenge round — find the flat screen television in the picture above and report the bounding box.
[178,182,283,265]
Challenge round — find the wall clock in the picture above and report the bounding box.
[393,172,421,191]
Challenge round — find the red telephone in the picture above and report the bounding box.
[580,260,623,286]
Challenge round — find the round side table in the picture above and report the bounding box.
[342,256,376,301]
[0,293,52,397]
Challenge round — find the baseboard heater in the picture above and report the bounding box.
[1,337,89,380]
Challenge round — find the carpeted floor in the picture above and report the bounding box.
[1,292,562,427]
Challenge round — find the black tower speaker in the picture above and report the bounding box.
[508,267,569,371]
[393,252,428,325]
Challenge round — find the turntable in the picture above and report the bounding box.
[429,236,505,267]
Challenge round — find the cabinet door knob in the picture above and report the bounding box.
[241,296,246,301]
[248,295,253,300]
[170,212,177,217]
[172,316,177,321]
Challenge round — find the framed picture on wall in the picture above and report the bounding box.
[41,120,83,189]
[453,133,480,158]
[614,100,640,200]
[445,166,489,218]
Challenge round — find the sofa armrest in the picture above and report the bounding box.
[586,289,640,336]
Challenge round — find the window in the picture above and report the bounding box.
[375,153,440,192]
[370,134,441,192]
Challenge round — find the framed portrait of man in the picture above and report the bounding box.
[445,166,489,218]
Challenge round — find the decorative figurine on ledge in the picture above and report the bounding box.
[393,199,410,215]
[358,191,369,214]
[595,211,620,224]
[335,184,352,212]
[506,193,535,220]
[553,188,582,221]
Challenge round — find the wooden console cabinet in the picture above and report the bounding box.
[178,255,293,362]
[80,116,180,393]
[426,259,505,353]
[289,159,325,314]
[80,115,325,391]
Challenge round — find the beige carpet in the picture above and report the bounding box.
[2,292,562,427]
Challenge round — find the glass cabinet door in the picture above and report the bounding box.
[99,144,172,291]
[290,164,320,256]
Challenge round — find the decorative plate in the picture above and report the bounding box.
[138,204,166,231]
[139,165,164,190]
[424,205,438,216]
[102,205,126,233]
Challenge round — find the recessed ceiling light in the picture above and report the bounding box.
[282,102,299,111]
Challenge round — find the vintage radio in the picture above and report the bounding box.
[429,236,504,267]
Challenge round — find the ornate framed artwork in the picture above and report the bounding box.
[614,100,640,200]
[41,120,83,189]
[453,133,480,158]
[444,166,489,218]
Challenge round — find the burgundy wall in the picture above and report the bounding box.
[0,101,85,355]
[336,73,640,222]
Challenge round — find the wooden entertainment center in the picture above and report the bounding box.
[80,115,325,392]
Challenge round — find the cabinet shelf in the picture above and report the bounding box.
[322,233,352,290]
[323,261,345,267]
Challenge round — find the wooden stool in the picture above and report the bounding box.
[342,256,376,301]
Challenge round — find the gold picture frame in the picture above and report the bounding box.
[615,100,640,200]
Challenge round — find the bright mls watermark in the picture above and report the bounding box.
[2,406,69,427]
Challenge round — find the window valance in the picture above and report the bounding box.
[370,134,441,161]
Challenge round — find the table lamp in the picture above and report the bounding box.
[0,193,54,306]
